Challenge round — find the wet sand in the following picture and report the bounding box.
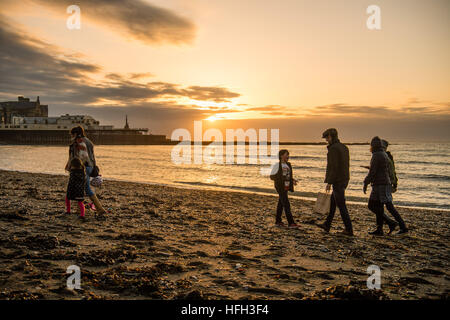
[0,169,448,300]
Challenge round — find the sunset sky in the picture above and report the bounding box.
[0,0,449,141]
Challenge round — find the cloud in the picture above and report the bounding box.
[0,18,240,117]
[128,72,154,80]
[308,103,450,118]
[0,18,100,97]
[21,0,196,45]
[181,86,241,103]
[246,105,287,111]
[244,105,300,116]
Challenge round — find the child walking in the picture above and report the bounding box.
[66,157,86,219]
[270,149,300,228]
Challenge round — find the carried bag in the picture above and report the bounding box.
[313,190,332,214]
[90,175,103,188]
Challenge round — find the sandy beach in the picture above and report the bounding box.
[0,169,448,300]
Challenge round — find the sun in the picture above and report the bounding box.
[206,115,218,122]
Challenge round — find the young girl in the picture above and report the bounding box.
[66,157,86,219]
[270,149,300,228]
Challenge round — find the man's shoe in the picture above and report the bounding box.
[316,222,330,233]
[339,230,354,236]
[288,223,301,229]
[275,222,286,227]
[369,228,383,236]
[396,228,409,235]
[387,222,398,235]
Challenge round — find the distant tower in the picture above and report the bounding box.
[36,96,40,104]
[124,115,130,129]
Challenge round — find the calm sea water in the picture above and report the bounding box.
[0,143,449,210]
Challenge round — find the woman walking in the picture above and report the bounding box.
[363,136,397,235]
[65,126,107,216]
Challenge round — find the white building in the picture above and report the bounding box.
[0,114,114,130]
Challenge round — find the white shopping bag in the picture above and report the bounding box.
[313,191,331,214]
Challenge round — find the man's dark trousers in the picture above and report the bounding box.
[324,182,353,232]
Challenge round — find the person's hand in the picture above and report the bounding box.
[293,179,298,186]
[326,184,331,192]
[363,183,368,194]
[392,184,397,193]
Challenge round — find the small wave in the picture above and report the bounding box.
[403,173,450,182]
[397,160,449,166]
[289,155,324,160]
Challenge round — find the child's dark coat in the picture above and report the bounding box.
[66,168,86,201]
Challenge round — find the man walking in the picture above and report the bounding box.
[317,128,354,236]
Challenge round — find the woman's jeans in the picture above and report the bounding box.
[368,199,385,228]
[384,202,407,230]
[276,189,295,225]
[85,166,95,197]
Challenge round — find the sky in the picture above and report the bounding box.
[0,0,449,142]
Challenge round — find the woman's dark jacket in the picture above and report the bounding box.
[364,142,391,186]
[66,168,86,201]
[270,161,294,193]
[324,138,350,185]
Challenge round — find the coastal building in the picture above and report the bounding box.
[0,96,170,145]
[0,96,48,124]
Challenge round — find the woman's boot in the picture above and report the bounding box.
[89,194,106,214]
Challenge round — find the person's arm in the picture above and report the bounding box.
[65,145,72,171]
[269,162,279,181]
[390,159,398,192]
[364,154,379,186]
[325,147,338,184]
[289,163,297,185]
[89,139,96,167]
[83,138,96,167]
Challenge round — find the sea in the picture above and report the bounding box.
[0,143,449,210]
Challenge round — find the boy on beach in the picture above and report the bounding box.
[270,149,300,228]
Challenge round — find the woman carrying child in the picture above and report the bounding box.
[65,126,107,216]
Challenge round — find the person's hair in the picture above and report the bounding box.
[279,149,289,160]
[70,126,85,137]
[370,136,383,150]
[322,128,338,139]
[70,157,85,170]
